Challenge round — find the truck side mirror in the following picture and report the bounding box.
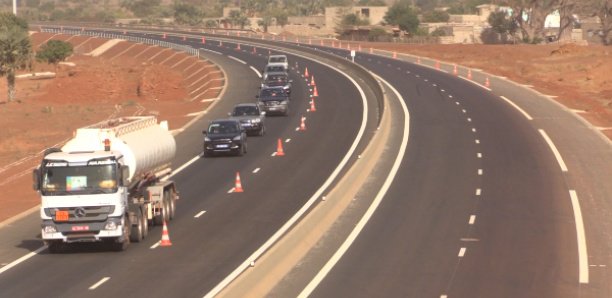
[121,165,130,186]
[32,168,40,191]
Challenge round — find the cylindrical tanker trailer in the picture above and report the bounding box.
[32,117,178,252]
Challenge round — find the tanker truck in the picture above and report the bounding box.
[32,116,178,252]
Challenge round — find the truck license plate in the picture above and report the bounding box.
[71,226,89,231]
[55,210,69,221]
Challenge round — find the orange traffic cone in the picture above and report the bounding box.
[417,57,421,64]
[309,38,312,45]
[467,69,473,80]
[160,221,172,247]
[435,61,440,70]
[453,64,458,75]
[393,51,397,59]
[320,39,324,46]
[358,44,362,51]
[236,43,241,50]
[304,67,309,78]
[219,40,223,46]
[485,77,490,88]
[201,37,206,44]
[310,75,316,86]
[123,30,127,35]
[310,98,317,112]
[252,47,256,54]
[347,43,351,50]
[276,139,285,156]
[163,33,167,39]
[234,172,244,193]
[313,86,319,97]
[299,117,307,131]
[182,35,186,41]
[332,41,336,47]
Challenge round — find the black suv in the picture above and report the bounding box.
[257,86,290,116]
[261,72,292,95]
[203,119,247,157]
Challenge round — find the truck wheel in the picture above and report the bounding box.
[130,210,144,242]
[168,192,176,220]
[163,190,171,222]
[153,203,166,225]
[141,207,149,238]
[113,217,130,251]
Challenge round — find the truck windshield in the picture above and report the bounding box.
[41,164,117,195]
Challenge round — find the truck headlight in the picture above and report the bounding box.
[43,225,57,233]
[104,221,118,230]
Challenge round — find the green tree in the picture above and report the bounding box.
[341,13,370,26]
[422,10,450,22]
[258,14,274,32]
[0,13,33,102]
[174,2,203,25]
[384,2,420,34]
[36,40,73,72]
[227,10,250,29]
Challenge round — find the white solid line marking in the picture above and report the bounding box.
[476,188,482,196]
[538,129,568,172]
[570,190,589,284]
[162,155,200,181]
[194,211,206,218]
[441,295,448,298]
[207,51,373,298]
[469,215,476,225]
[458,247,467,257]
[249,66,262,78]
[150,241,161,249]
[477,153,482,158]
[201,49,222,55]
[89,277,111,290]
[0,246,46,275]
[227,55,246,64]
[500,96,533,120]
[458,76,492,91]
[253,168,260,173]
[297,74,410,298]
[478,169,483,175]
[475,139,480,144]
[227,187,235,194]
[200,98,219,103]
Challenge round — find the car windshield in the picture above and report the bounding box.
[266,75,287,83]
[260,88,286,97]
[41,163,117,196]
[233,106,259,116]
[208,122,238,134]
[269,57,286,63]
[266,66,285,72]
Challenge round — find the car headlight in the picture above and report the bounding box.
[104,221,118,230]
[252,118,261,123]
[44,225,57,233]
[204,137,211,142]
[233,135,242,141]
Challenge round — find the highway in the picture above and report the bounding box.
[1,27,611,298]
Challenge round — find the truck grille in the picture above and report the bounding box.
[46,206,114,222]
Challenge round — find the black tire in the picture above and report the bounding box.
[141,207,149,238]
[203,149,211,158]
[153,202,166,225]
[163,190,171,222]
[168,191,176,220]
[130,210,144,242]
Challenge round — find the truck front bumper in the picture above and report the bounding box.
[41,217,125,243]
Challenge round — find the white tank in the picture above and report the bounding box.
[61,117,176,181]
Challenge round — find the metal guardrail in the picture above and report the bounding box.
[41,28,199,58]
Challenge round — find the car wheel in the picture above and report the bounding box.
[259,125,265,136]
[203,149,211,158]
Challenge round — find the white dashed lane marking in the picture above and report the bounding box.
[253,168,261,173]
[458,247,467,257]
[194,211,206,218]
[469,215,476,225]
[89,277,110,290]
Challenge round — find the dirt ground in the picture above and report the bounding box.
[0,33,610,224]
[0,32,223,223]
